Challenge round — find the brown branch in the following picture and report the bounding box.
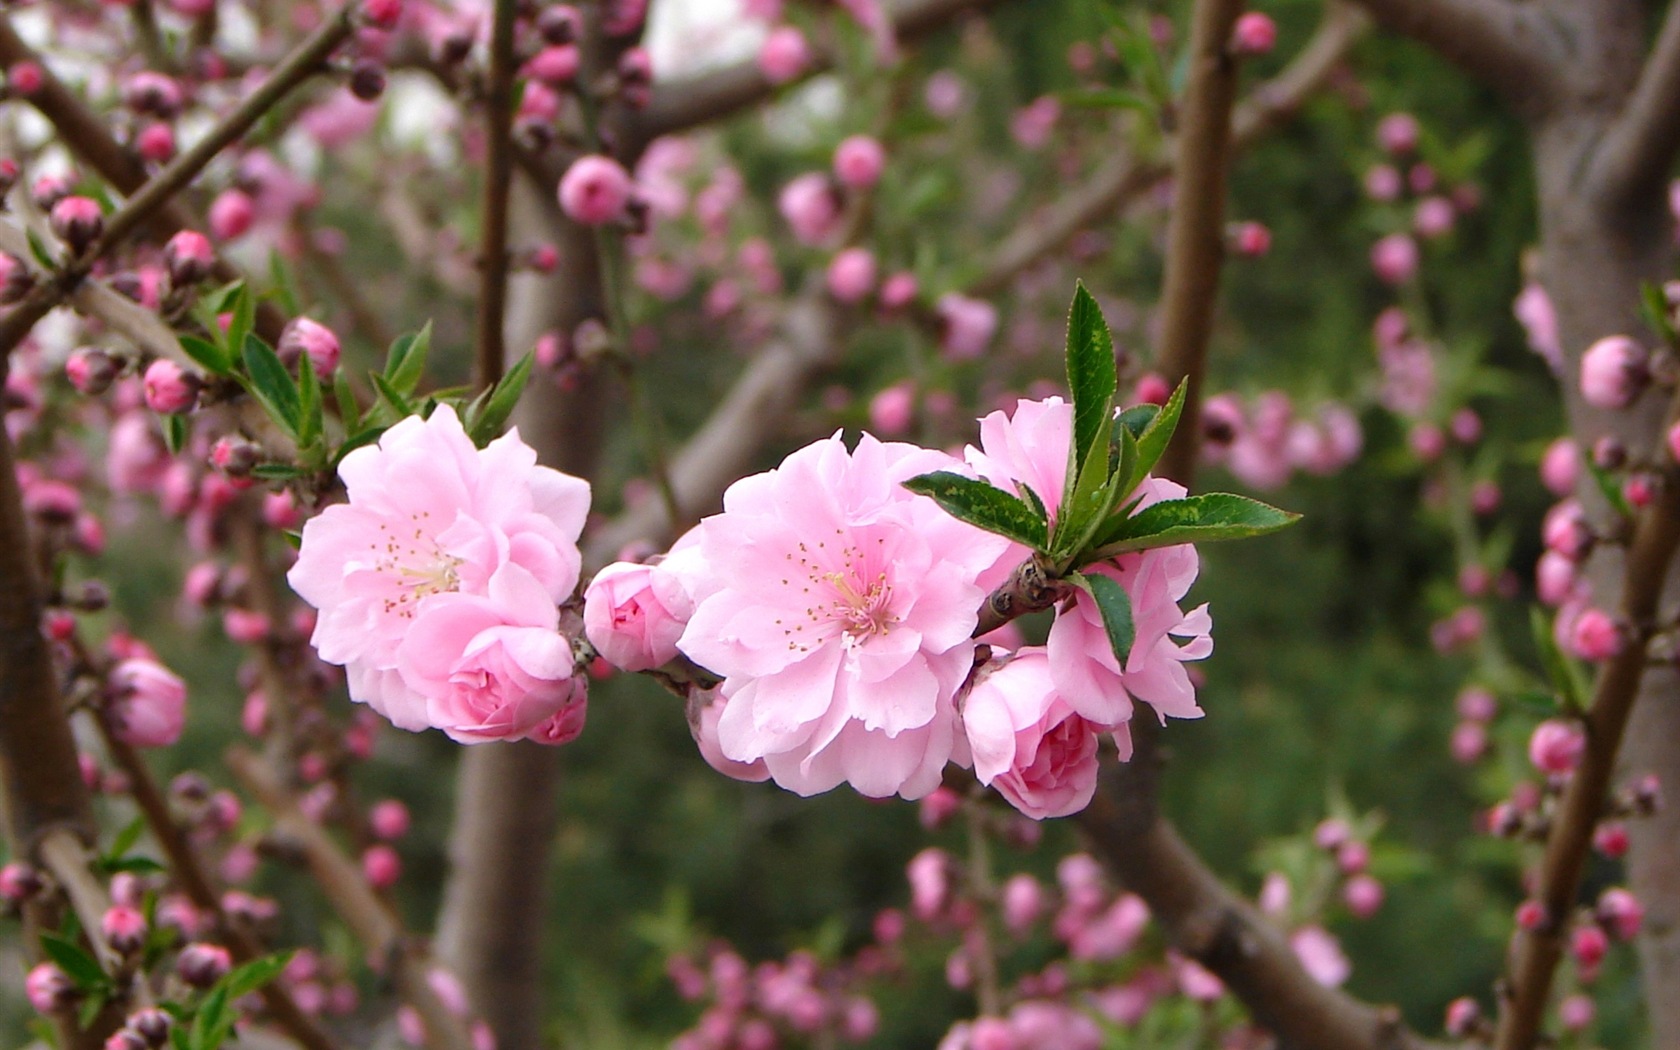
[1589,0,1680,205]
[1346,0,1560,114]
[970,1,1366,299]
[227,747,474,1050]
[38,830,121,974]
[473,0,517,393]
[1496,459,1680,1046]
[620,0,1012,152]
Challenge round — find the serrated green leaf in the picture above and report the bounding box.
[40,934,108,990]
[903,471,1048,549]
[1065,283,1118,481]
[1114,404,1159,440]
[221,950,292,999]
[241,334,300,440]
[163,413,189,455]
[466,352,534,446]
[1017,483,1050,524]
[385,322,431,396]
[1529,607,1588,713]
[1074,571,1135,669]
[1057,403,1116,552]
[1087,492,1300,560]
[1129,378,1187,486]
[179,335,232,376]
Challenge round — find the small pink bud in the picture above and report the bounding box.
[758,26,810,84]
[142,359,200,414]
[1229,11,1276,55]
[868,382,914,436]
[1336,839,1369,875]
[1598,887,1643,940]
[1542,500,1591,561]
[937,293,998,360]
[1572,923,1609,969]
[616,48,652,107]
[0,862,41,902]
[1515,899,1547,931]
[278,317,341,375]
[135,123,176,163]
[833,135,885,189]
[1594,821,1629,858]
[25,961,74,1013]
[1444,997,1480,1037]
[1626,473,1657,507]
[528,45,579,85]
[602,0,647,37]
[177,942,231,987]
[825,247,876,303]
[1540,437,1580,496]
[537,5,580,44]
[918,786,961,830]
[222,608,270,644]
[1365,164,1402,201]
[1413,196,1455,239]
[1230,220,1271,257]
[1370,233,1419,286]
[1559,994,1595,1032]
[879,271,918,311]
[123,71,183,117]
[50,196,104,254]
[6,62,42,97]
[208,437,258,479]
[362,844,401,889]
[1569,607,1622,661]
[370,799,411,840]
[102,904,148,955]
[164,230,215,287]
[1449,721,1487,765]
[127,1007,171,1047]
[1313,817,1350,850]
[1376,112,1420,156]
[1408,422,1445,461]
[361,0,402,29]
[1529,718,1585,775]
[1457,687,1496,722]
[109,658,187,748]
[1343,873,1384,918]
[1579,335,1650,409]
[528,243,559,273]
[1001,874,1043,935]
[558,155,633,226]
[208,189,255,241]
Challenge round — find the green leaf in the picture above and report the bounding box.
[1113,404,1159,440]
[26,228,54,269]
[465,352,534,446]
[179,335,232,376]
[1129,378,1187,486]
[333,370,362,433]
[1529,607,1588,713]
[163,413,189,455]
[105,817,145,862]
[221,951,292,999]
[295,351,324,449]
[40,934,107,990]
[1087,492,1300,559]
[384,322,431,396]
[1057,401,1115,552]
[1073,571,1135,669]
[1061,88,1156,113]
[250,463,305,480]
[225,285,255,360]
[1585,459,1632,520]
[902,471,1049,549]
[331,427,387,467]
[1065,283,1118,480]
[241,334,300,439]
[102,856,166,875]
[369,371,415,420]
[266,250,300,318]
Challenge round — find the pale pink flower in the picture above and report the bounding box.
[287,406,590,737]
[965,396,1073,516]
[691,688,771,782]
[670,433,1010,800]
[583,559,692,672]
[963,649,1101,819]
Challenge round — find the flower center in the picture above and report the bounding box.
[373,512,464,618]
[777,534,900,653]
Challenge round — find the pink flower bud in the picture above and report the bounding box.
[936,292,998,360]
[1001,874,1043,935]
[583,561,689,672]
[1229,11,1276,55]
[102,904,148,954]
[758,26,810,84]
[833,135,885,189]
[25,961,74,1013]
[528,45,579,84]
[868,382,914,435]
[1559,994,1595,1032]
[1230,220,1271,257]
[1370,233,1419,286]
[907,848,950,921]
[1529,718,1585,775]
[1365,164,1402,201]
[879,271,918,311]
[65,348,119,396]
[602,0,647,37]
[177,942,232,987]
[1579,335,1649,409]
[208,189,255,241]
[1594,821,1629,858]
[1626,472,1657,507]
[362,844,401,889]
[826,247,876,303]
[142,358,199,414]
[109,658,187,747]
[1413,196,1455,239]
[538,4,580,43]
[918,785,962,830]
[1450,721,1487,764]
[1542,499,1591,561]
[1336,839,1369,875]
[1598,887,1643,940]
[370,799,410,840]
[1572,923,1609,968]
[128,1007,172,1047]
[1456,687,1496,722]
[1569,607,1621,661]
[616,47,653,107]
[50,196,104,254]
[278,317,341,374]
[1343,873,1384,918]
[362,0,402,28]
[1541,437,1580,496]
[1515,899,1547,931]
[222,608,270,644]
[208,437,258,479]
[1313,817,1350,850]
[558,155,633,225]
[8,61,44,96]
[1376,112,1420,156]
[0,861,40,902]
[162,231,214,288]
[135,123,175,164]
[778,172,842,245]
[1444,997,1480,1037]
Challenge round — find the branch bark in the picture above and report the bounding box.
[472,0,517,393]
[1345,0,1560,113]
[1588,0,1680,205]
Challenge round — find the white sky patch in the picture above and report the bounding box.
[646,0,762,79]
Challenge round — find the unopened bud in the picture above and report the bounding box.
[0,861,41,903]
[1444,997,1480,1038]
[209,436,260,479]
[1591,435,1626,470]
[361,0,402,28]
[164,230,214,287]
[0,252,34,304]
[127,1007,171,1047]
[101,904,148,955]
[1580,335,1650,410]
[176,942,232,987]
[50,196,104,255]
[537,4,579,43]
[349,60,386,101]
[25,962,75,1014]
[1229,11,1277,55]
[277,317,341,374]
[142,358,200,414]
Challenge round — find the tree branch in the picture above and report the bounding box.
[1346,0,1560,113]
[1589,0,1680,205]
[227,747,475,1050]
[473,0,517,393]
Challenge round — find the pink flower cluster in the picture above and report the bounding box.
[586,398,1212,818]
[289,406,591,744]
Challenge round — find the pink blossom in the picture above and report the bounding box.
[25,962,71,1013]
[1540,437,1579,496]
[758,26,811,84]
[558,155,634,225]
[1559,994,1595,1032]
[1514,283,1563,373]
[670,434,1009,799]
[1001,873,1043,934]
[964,650,1101,819]
[1343,873,1384,918]
[937,293,998,360]
[908,848,951,921]
[778,173,842,245]
[287,405,590,740]
[868,382,915,436]
[1290,925,1351,987]
[1370,233,1419,285]
[1529,718,1585,775]
[965,395,1073,515]
[279,318,341,374]
[584,559,692,672]
[1450,721,1488,764]
[370,799,410,840]
[1598,887,1643,940]
[1413,195,1455,238]
[208,189,255,241]
[1579,335,1649,409]
[1376,112,1420,155]
[143,359,199,414]
[691,688,771,782]
[109,658,187,747]
[1365,164,1402,201]
[1068,893,1148,961]
[826,247,877,303]
[879,271,918,311]
[1229,11,1276,55]
[1569,607,1621,661]
[833,135,886,189]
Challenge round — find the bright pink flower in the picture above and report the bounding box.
[965,396,1073,515]
[287,406,590,738]
[1290,925,1351,987]
[833,135,886,189]
[691,688,771,782]
[109,658,187,747]
[758,26,811,84]
[583,558,692,672]
[1579,335,1649,409]
[670,433,1010,800]
[1529,718,1585,775]
[963,649,1100,819]
[558,155,633,225]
